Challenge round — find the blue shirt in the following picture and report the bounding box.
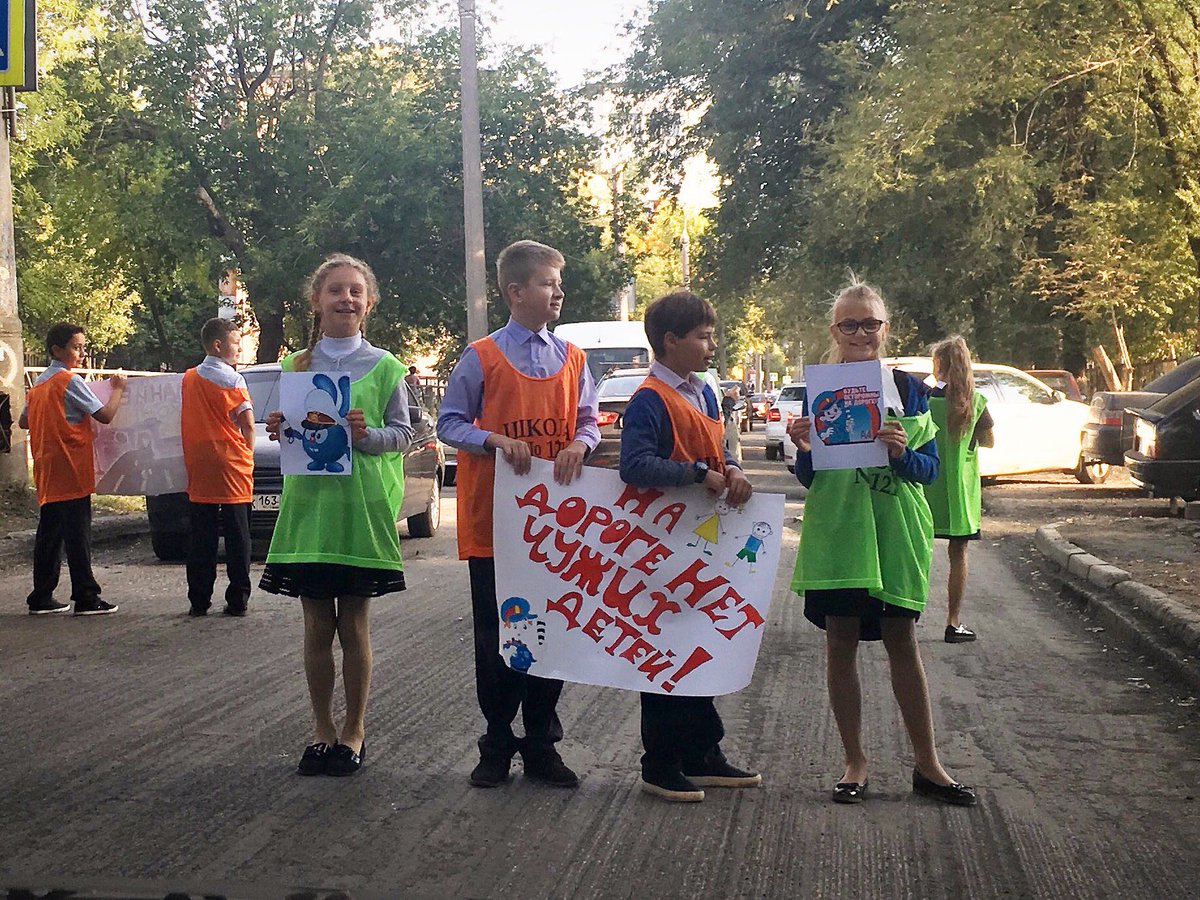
[794,368,939,488]
[196,355,253,421]
[437,319,600,455]
[619,362,740,489]
[30,361,104,424]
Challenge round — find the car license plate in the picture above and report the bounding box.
[252,494,280,512]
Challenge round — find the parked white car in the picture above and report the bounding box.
[765,383,807,460]
[783,358,1097,480]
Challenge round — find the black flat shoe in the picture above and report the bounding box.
[297,742,330,776]
[326,740,366,777]
[832,779,868,804]
[913,768,977,806]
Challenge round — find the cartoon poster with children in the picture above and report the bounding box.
[804,360,889,470]
[91,375,189,496]
[278,372,353,476]
[493,458,786,696]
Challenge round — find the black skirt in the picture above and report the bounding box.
[934,530,981,541]
[804,588,920,642]
[259,562,406,600]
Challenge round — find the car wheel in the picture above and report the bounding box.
[151,531,188,562]
[765,443,779,461]
[407,474,441,538]
[1074,456,1112,485]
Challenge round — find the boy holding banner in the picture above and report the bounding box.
[21,322,126,615]
[181,318,255,617]
[619,290,761,803]
[438,240,600,790]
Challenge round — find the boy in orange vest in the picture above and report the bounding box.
[20,322,126,615]
[181,317,255,617]
[619,291,761,802]
[438,240,600,789]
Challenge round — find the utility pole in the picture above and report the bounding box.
[458,0,488,342]
[680,223,691,289]
[0,85,26,485]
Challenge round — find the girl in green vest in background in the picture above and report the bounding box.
[788,282,976,807]
[925,336,994,644]
[261,254,413,777]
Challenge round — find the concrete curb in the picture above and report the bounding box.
[1033,525,1200,686]
[0,513,150,568]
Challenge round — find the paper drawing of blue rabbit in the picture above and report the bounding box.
[284,374,352,472]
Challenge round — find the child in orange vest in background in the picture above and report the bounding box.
[20,322,126,615]
[181,317,256,617]
[437,240,600,790]
[619,291,761,802]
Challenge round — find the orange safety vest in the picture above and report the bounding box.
[181,368,254,504]
[633,375,725,473]
[27,370,96,506]
[456,337,586,559]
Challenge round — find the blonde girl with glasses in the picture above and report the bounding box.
[787,282,976,807]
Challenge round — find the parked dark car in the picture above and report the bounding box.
[1082,356,1200,468]
[1026,369,1085,403]
[146,364,444,561]
[1125,376,1200,501]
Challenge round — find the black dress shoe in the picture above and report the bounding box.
[913,768,977,806]
[297,742,330,776]
[945,624,977,643]
[326,741,366,777]
[832,779,868,804]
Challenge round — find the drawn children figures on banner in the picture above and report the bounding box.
[727,522,773,575]
[493,458,785,696]
[278,372,352,476]
[688,497,739,556]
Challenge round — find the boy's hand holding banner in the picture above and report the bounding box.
[493,457,785,696]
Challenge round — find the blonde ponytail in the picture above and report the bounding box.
[932,335,974,440]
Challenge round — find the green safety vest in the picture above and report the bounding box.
[924,391,987,538]
[265,353,406,570]
[791,411,937,612]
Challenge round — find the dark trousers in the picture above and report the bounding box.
[28,496,101,608]
[469,556,563,758]
[186,501,252,612]
[640,693,725,777]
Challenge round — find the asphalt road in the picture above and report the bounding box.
[1,435,1198,898]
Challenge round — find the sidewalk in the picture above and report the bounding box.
[0,484,149,569]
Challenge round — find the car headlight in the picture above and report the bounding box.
[1134,419,1157,458]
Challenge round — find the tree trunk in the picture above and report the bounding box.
[1091,344,1121,391]
[257,307,286,363]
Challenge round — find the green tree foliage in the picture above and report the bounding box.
[15,1,619,366]
[621,0,1200,370]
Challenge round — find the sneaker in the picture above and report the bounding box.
[945,624,977,643]
[73,599,118,616]
[188,606,209,617]
[223,605,247,617]
[521,748,579,788]
[682,754,762,788]
[641,769,705,802]
[28,601,71,615]
[469,753,512,788]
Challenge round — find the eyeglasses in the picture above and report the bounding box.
[834,318,886,335]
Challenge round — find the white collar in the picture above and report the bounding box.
[317,333,364,357]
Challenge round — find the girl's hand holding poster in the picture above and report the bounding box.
[278,372,353,476]
[805,360,888,470]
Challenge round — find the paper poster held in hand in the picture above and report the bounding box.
[91,375,188,496]
[805,360,888,470]
[279,372,353,476]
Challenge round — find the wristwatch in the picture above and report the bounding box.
[693,461,710,483]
